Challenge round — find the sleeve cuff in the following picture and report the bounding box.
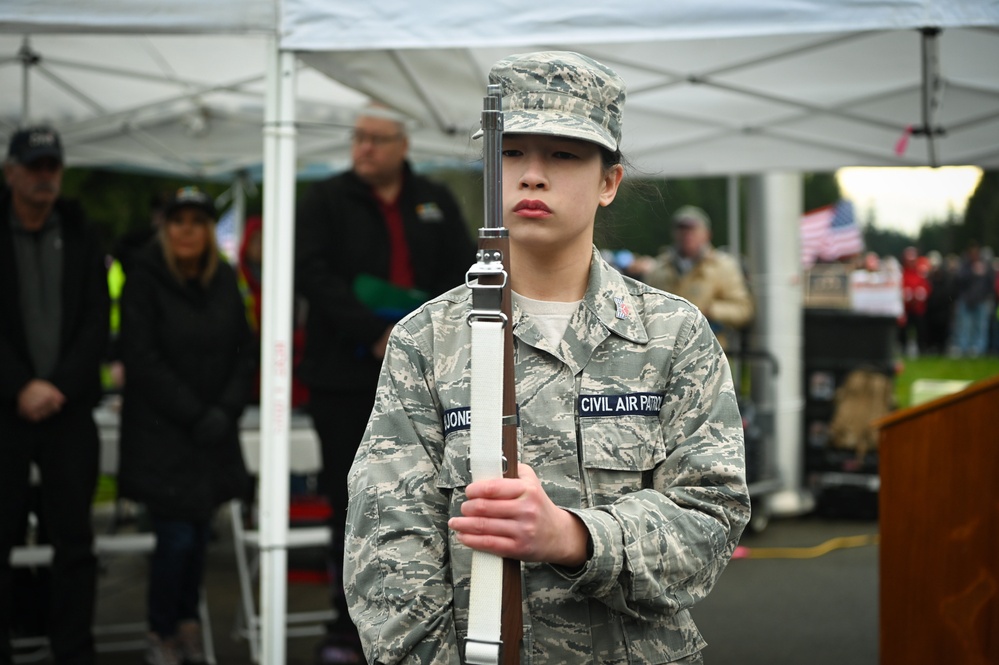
[552,508,624,598]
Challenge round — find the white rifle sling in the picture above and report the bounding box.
[465,317,505,665]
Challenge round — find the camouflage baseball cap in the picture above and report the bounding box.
[672,205,711,230]
[475,51,626,152]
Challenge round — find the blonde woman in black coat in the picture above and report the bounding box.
[117,187,255,665]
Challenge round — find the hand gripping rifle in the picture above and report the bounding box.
[464,84,523,665]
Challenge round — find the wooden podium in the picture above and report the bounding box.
[877,374,999,665]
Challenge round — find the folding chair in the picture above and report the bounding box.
[231,409,334,662]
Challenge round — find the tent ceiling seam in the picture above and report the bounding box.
[34,65,106,114]
[388,49,457,134]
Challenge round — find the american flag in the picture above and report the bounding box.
[215,207,241,264]
[800,200,864,268]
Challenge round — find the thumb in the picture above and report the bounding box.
[515,462,538,484]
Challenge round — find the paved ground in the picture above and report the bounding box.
[694,514,879,665]
[13,508,879,665]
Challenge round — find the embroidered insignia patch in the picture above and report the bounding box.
[416,202,444,222]
[614,296,630,320]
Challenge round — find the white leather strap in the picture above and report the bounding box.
[465,319,505,665]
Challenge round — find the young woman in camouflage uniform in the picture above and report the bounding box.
[345,51,750,664]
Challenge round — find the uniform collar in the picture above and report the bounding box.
[508,247,649,374]
[582,246,649,345]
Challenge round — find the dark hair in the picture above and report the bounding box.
[593,148,670,250]
[600,147,623,170]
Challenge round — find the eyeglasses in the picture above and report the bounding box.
[23,157,63,173]
[351,130,403,147]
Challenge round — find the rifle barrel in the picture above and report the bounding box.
[482,84,503,231]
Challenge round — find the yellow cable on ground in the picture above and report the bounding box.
[735,534,879,559]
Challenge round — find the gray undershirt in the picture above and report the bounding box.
[9,207,63,378]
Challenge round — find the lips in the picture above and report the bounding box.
[513,199,552,218]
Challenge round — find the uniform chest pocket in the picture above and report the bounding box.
[579,417,665,505]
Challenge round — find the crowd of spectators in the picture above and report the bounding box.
[895,244,998,358]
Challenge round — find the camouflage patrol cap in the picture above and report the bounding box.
[477,51,626,152]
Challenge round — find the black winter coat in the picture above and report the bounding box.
[295,163,476,392]
[0,191,109,418]
[117,241,255,520]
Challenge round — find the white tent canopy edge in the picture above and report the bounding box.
[283,0,999,50]
[0,0,276,34]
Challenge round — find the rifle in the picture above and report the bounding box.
[464,84,523,665]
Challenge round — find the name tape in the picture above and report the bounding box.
[443,392,663,434]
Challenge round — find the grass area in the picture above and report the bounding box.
[893,355,999,409]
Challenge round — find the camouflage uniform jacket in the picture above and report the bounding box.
[644,245,754,333]
[346,248,750,664]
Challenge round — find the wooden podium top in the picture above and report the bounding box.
[874,372,999,430]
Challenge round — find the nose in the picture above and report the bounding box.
[518,154,548,190]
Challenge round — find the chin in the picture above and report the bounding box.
[510,228,564,251]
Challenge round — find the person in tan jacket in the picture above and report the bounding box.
[643,205,754,348]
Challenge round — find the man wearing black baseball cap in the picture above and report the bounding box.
[7,126,64,165]
[1,126,109,665]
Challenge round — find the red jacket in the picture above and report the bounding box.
[901,265,931,317]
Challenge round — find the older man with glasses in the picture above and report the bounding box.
[294,107,475,664]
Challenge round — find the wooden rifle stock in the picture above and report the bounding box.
[479,84,523,665]
[477,231,522,665]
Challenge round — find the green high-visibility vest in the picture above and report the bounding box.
[107,258,126,335]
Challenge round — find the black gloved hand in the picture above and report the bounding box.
[191,407,230,446]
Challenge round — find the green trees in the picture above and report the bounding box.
[959,170,999,251]
[57,166,994,260]
[912,170,997,256]
[61,169,225,252]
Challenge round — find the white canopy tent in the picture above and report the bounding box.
[0,31,370,178]
[289,5,999,175]
[3,2,999,663]
[6,2,998,177]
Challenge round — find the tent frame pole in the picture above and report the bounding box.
[259,38,297,665]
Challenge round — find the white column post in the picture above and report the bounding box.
[746,172,813,517]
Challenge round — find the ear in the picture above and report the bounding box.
[598,164,624,208]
